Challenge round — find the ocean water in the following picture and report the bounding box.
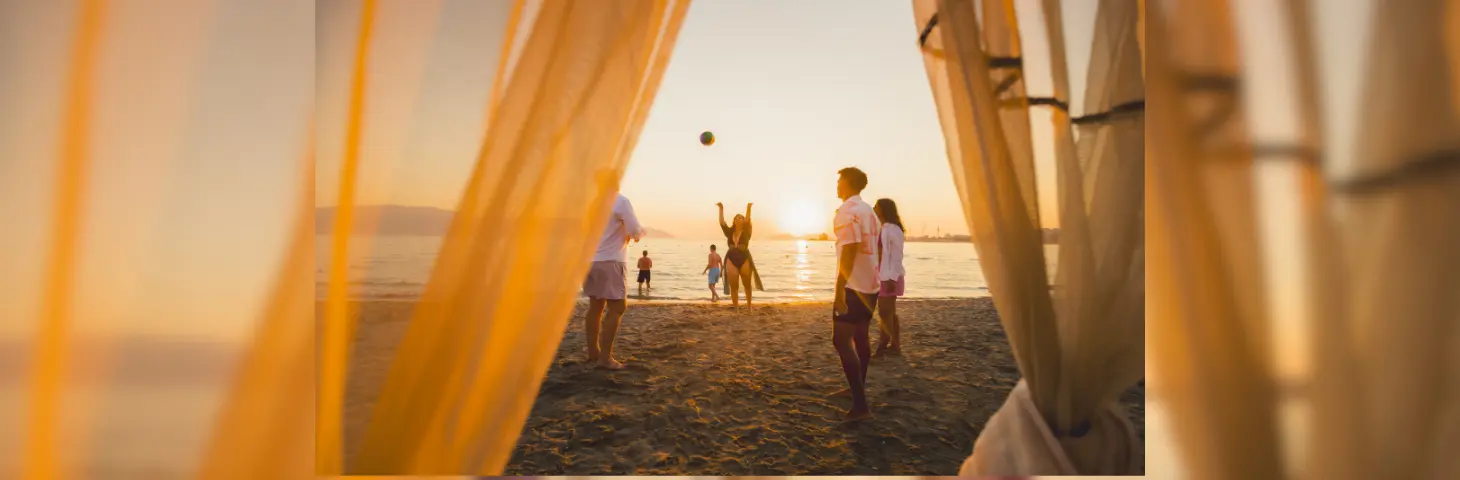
[316,236,1059,302]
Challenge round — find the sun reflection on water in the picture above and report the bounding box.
[793,240,813,293]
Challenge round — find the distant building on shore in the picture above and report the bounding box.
[904,228,1060,244]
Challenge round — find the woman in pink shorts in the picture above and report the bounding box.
[873,198,906,356]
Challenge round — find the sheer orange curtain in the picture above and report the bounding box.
[910,0,1144,475]
[4,0,686,476]
[197,147,317,480]
[22,1,107,478]
[316,0,377,473]
[1,0,314,478]
[331,0,692,474]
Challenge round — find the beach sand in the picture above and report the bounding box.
[340,298,1145,475]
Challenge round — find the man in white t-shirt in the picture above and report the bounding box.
[828,166,881,420]
[582,193,644,370]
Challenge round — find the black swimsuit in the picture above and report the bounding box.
[722,223,752,268]
[725,249,749,268]
[720,222,764,291]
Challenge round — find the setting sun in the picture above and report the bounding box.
[778,200,825,236]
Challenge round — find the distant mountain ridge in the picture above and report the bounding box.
[316,205,454,236]
[316,205,676,238]
[643,227,676,238]
[0,337,238,387]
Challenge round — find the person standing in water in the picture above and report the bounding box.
[873,198,906,357]
[717,202,765,306]
[703,244,723,302]
[582,193,644,370]
[829,167,880,420]
[636,250,653,297]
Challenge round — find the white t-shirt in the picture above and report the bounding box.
[593,194,644,263]
[833,195,882,295]
[879,223,905,281]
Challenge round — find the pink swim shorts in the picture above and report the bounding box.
[879,275,905,298]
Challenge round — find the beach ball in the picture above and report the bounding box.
[699,131,715,146]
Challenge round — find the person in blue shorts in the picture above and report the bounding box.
[702,244,723,302]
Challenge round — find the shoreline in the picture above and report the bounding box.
[339,297,1145,475]
[320,294,993,306]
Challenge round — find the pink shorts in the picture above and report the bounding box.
[582,260,627,300]
[879,275,905,298]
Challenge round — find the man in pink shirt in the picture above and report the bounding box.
[828,167,881,420]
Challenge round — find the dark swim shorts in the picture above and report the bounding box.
[637,269,651,283]
[832,288,878,325]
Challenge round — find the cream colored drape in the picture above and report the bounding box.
[1144,0,1285,478]
[912,0,1144,475]
[1332,1,1460,477]
[1147,0,1460,479]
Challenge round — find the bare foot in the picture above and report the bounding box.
[586,351,599,363]
[844,407,873,421]
[828,388,853,398]
[595,358,626,370]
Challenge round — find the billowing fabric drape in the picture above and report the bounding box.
[1,0,315,477]
[911,0,1144,475]
[0,0,318,475]
[318,0,692,475]
[1147,0,1460,479]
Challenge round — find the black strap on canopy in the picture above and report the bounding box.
[917,13,939,48]
[1334,149,1460,195]
[920,18,1145,126]
[915,10,1460,195]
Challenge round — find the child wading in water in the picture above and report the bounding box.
[636,250,653,297]
[703,244,723,302]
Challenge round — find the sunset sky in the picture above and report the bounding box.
[315,0,1104,239]
[324,0,1376,370]
[0,0,1374,345]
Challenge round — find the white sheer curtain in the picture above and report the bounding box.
[1147,0,1460,479]
[910,0,1144,475]
[1144,0,1285,478]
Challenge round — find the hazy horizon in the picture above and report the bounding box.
[312,204,1032,239]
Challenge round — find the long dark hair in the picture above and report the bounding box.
[874,198,904,231]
